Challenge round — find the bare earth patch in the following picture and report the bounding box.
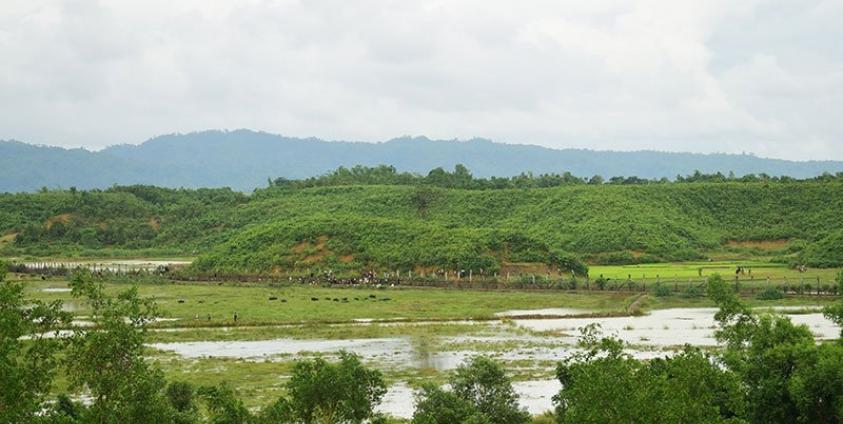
[725,239,788,250]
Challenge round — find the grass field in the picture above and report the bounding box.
[589,260,841,281]
[20,277,629,325]
[15,263,838,328]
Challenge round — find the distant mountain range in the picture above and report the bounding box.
[2,129,842,192]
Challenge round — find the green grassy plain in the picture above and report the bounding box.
[20,277,627,325]
[15,263,837,328]
[590,260,841,281]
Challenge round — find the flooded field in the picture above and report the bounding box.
[514,307,839,346]
[148,306,838,417]
[14,275,841,418]
[495,307,593,317]
[41,287,72,293]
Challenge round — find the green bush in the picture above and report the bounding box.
[653,283,672,297]
[594,277,608,290]
[681,285,704,298]
[756,287,785,300]
[548,250,589,277]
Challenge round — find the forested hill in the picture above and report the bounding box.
[4,129,843,192]
[1,173,842,272]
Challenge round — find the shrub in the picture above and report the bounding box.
[653,283,672,297]
[548,250,589,277]
[595,251,637,265]
[756,287,784,300]
[412,356,530,424]
[594,277,608,290]
[681,285,704,298]
[285,351,387,423]
[166,381,197,413]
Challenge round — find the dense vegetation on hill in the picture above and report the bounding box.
[4,129,843,192]
[1,166,841,272]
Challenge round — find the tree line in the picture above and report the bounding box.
[269,164,843,191]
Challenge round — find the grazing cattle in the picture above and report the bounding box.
[342,297,348,301]
[281,299,288,303]
[354,297,359,301]
[333,298,339,302]
[381,297,391,301]
[269,296,278,301]
[369,294,377,299]
[177,299,185,304]
[311,297,319,301]
[198,300,204,304]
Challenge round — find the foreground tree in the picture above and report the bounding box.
[553,324,745,424]
[64,270,176,423]
[281,351,387,424]
[167,381,201,424]
[198,384,252,424]
[0,260,71,423]
[823,271,843,335]
[709,274,843,423]
[412,356,530,424]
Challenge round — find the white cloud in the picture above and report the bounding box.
[0,0,841,160]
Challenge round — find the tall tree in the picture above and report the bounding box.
[0,260,71,423]
[65,270,175,423]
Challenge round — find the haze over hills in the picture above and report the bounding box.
[2,129,843,193]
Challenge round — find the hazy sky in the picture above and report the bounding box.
[1,1,842,160]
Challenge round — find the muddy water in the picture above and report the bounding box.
[41,287,72,293]
[513,307,838,346]
[495,308,593,317]
[150,333,665,369]
[150,337,416,362]
[149,306,840,418]
[150,307,838,365]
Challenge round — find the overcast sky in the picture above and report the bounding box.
[1,1,842,160]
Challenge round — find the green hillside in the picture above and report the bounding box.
[1,170,842,273]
